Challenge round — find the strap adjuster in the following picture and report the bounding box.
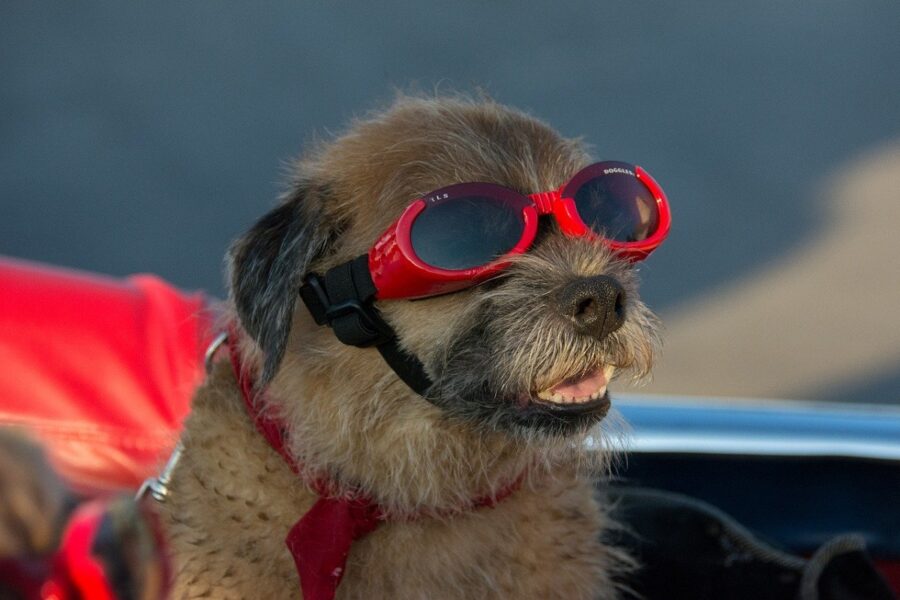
[299,264,392,347]
[299,256,435,398]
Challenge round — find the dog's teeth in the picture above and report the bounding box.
[536,378,609,405]
[589,387,607,401]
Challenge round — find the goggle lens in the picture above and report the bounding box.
[404,163,666,277]
[572,172,659,243]
[409,193,525,271]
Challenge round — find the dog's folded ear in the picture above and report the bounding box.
[228,180,337,383]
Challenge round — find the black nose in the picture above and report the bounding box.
[557,275,626,340]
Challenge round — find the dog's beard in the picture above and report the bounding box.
[427,291,659,440]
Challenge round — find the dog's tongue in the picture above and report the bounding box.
[549,368,608,398]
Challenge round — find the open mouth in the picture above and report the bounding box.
[438,362,619,433]
[534,365,615,407]
[497,365,616,430]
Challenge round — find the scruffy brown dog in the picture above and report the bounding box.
[160,95,660,599]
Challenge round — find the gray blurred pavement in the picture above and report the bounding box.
[637,142,900,404]
[2,2,899,403]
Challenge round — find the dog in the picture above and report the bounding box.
[159,96,659,600]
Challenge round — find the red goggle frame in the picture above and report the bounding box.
[368,161,671,300]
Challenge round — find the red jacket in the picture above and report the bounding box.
[0,257,214,493]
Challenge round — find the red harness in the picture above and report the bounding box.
[226,335,523,600]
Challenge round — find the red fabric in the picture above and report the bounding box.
[0,497,173,600]
[229,333,382,599]
[50,501,116,600]
[0,257,214,493]
[228,334,524,600]
[228,333,298,474]
[0,501,116,600]
[286,496,381,600]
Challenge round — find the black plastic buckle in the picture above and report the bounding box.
[299,274,392,347]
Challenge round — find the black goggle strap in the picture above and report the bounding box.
[298,255,434,398]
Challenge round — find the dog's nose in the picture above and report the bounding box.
[557,275,626,340]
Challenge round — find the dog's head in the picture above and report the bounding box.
[227,96,660,500]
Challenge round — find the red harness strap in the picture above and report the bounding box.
[0,500,147,600]
[226,333,522,600]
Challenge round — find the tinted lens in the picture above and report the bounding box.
[573,174,658,242]
[410,195,524,270]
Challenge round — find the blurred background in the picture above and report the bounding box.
[2,2,898,404]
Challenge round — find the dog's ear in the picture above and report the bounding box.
[227,180,336,383]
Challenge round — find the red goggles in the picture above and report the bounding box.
[369,161,671,299]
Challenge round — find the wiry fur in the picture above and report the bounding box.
[161,94,660,599]
[430,236,659,436]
